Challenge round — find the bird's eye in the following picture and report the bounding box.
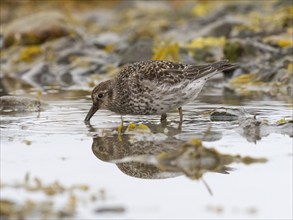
[97,93,104,99]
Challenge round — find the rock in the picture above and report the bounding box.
[60,71,73,85]
[89,32,128,55]
[81,9,117,29]
[210,107,251,121]
[21,62,56,88]
[57,49,85,65]
[119,39,153,65]
[276,121,293,137]
[92,32,121,49]
[166,16,245,42]
[223,40,245,63]
[0,96,47,112]
[179,52,197,64]
[223,39,276,63]
[95,206,126,214]
[3,11,72,47]
[236,117,268,143]
[194,16,244,38]
[0,78,8,96]
[0,33,3,49]
[236,117,293,143]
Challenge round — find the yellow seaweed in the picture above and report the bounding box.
[18,46,42,62]
[229,74,256,85]
[189,138,203,146]
[126,123,151,134]
[192,1,216,17]
[152,41,180,62]
[185,37,226,50]
[276,118,292,125]
[104,44,114,53]
[277,39,293,48]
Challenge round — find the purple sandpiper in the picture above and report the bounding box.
[85,60,236,124]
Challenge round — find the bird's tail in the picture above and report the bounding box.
[186,60,237,80]
[211,60,238,72]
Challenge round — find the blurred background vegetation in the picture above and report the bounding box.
[0,0,292,98]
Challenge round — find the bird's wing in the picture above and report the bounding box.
[118,60,236,89]
[136,60,235,85]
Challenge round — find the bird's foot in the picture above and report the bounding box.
[178,107,183,130]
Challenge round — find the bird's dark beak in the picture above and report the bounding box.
[84,104,99,122]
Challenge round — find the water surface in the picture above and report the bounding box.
[1,88,292,219]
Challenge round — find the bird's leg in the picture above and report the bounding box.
[178,107,183,130]
[118,115,124,135]
[160,113,168,127]
[160,113,167,128]
[160,113,167,121]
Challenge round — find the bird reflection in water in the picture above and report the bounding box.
[89,123,267,195]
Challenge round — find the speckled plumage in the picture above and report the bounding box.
[85,60,236,121]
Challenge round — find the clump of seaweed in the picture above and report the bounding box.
[0,173,109,220]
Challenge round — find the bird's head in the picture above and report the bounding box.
[84,80,113,122]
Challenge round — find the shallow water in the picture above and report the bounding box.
[1,87,292,219]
